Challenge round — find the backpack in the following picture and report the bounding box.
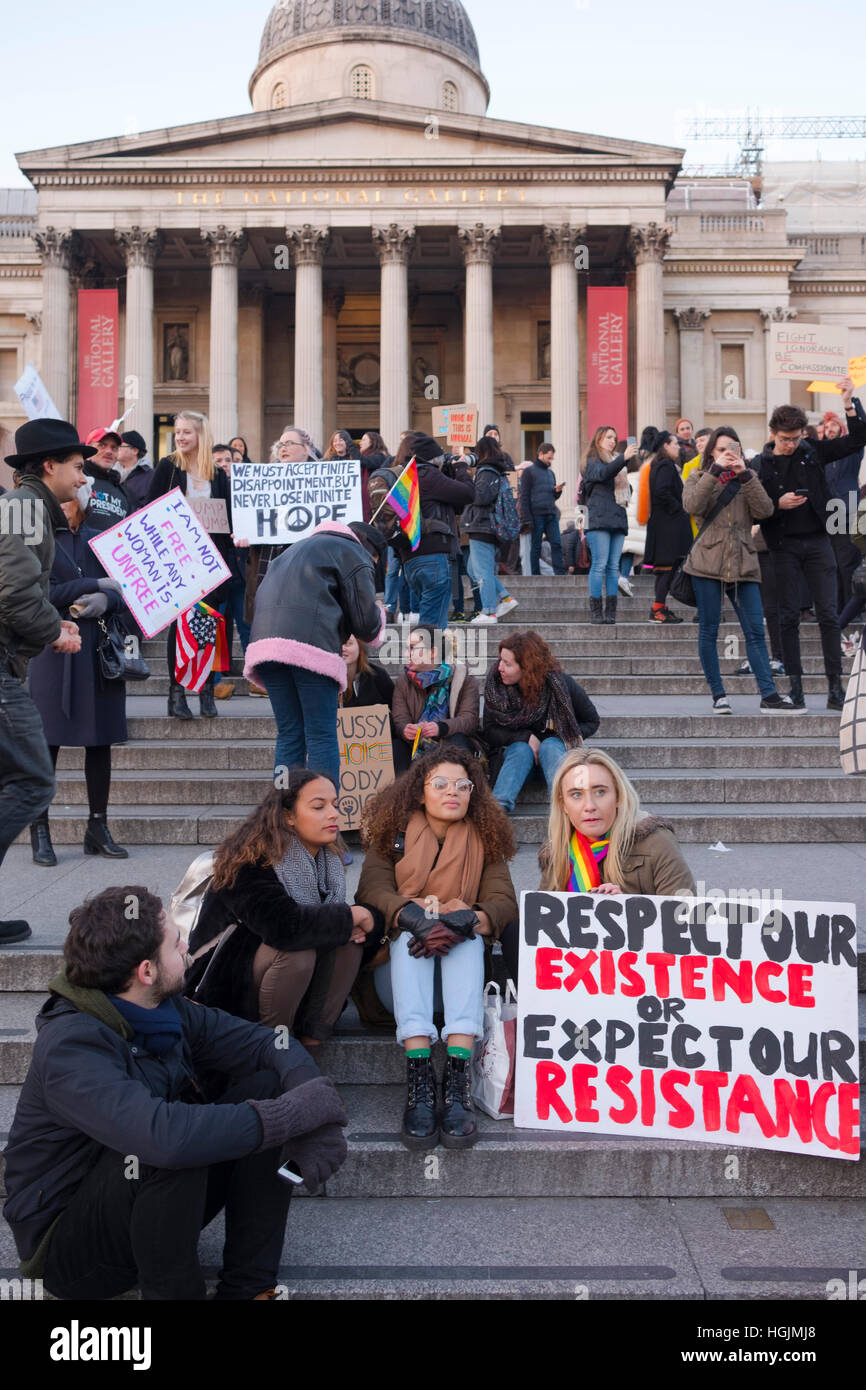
[170,850,214,942]
[367,465,401,541]
[490,471,520,542]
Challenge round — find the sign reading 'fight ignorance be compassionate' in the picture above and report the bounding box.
[515,891,860,1160]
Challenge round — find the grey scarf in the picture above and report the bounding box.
[273,835,345,906]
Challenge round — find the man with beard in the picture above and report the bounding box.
[83,426,130,532]
[3,885,348,1300]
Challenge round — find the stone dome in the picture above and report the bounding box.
[258,0,481,70]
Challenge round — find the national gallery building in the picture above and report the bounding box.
[1,0,864,500]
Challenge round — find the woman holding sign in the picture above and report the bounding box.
[147,411,235,720]
[357,747,518,1150]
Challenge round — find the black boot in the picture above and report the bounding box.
[589,596,605,626]
[440,1054,478,1149]
[827,676,845,711]
[84,814,129,859]
[29,814,57,867]
[401,1054,438,1151]
[168,680,194,720]
[199,674,218,718]
[788,675,806,709]
[603,595,617,625]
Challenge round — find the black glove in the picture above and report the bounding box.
[281,1122,348,1193]
[407,923,463,959]
[438,909,479,939]
[248,1075,347,1152]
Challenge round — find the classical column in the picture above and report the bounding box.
[761,306,798,409]
[458,223,499,427]
[287,224,330,446]
[373,225,415,450]
[544,224,584,509]
[674,306,711,428]
[33,227,79,418]
[322,285,345,445]
[201,226,247,444]
[116,227,163,450]
[629,222,672,431]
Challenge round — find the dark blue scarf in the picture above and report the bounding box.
[108,995,183,1056]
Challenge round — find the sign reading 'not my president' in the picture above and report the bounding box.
[515,891,860,1160]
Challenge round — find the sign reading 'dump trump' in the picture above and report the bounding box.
[515,892,860,1159]
[89,489,232,638]
[337,705,394,832]
[231,459,363,544]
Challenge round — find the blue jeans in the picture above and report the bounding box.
[691,577,776,699]
[492,735,567,812]
[530,514,564,575]
[0,671,56,866]
[403,553,452,630]
[215,581,251,674]
[385,550,415,616]
[452,545,481,616]
[389,930,485,1043]
[620,552,634,578]
[257,663,341,791]
[586,529,626,600]
[467,538,506,615]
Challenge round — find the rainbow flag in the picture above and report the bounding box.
[385,457,421,551]
[566,830,610,893]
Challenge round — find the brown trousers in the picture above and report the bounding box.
[251,941,362,1041]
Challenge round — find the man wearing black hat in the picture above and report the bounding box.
[114,429,153,512]
[83,427,130,533]
[0,419,88,943]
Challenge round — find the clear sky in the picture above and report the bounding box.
[2,0,864,187]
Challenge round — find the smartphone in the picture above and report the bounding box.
[627,436,636,447]
[794,489,810,497]
[277,1160,304,1185]
[725,442,742,458]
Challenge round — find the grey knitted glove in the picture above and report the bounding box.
[248,1075,347,1152]
[73,591,109,618]
[97,577,123,594]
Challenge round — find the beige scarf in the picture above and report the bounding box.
[395,810,485,909]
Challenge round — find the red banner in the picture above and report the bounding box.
[586,287,629,440]
[77,289,119,437]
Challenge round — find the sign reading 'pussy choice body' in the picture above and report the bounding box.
[515,891,860,1160]
[231,459,363,544]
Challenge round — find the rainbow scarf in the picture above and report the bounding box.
[385,457,421,551]
[566,829,610,892]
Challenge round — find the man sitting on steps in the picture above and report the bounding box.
[2,885,348,1300]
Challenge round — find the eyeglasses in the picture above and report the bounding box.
[426,777,474,794]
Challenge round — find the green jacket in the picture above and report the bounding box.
[0,475,64,677]
[682,467,774,586]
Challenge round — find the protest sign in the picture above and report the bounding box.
[231,459,362,544]
[187,496,230,533]
[807,353,866,395]
[769,323,849,382]
[337,705,394,831]
[89,488,232,638]
[515,891,860,1159]
[14,363,60,421]
[430,403,478,450]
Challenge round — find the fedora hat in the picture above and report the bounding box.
[5,418,97,466]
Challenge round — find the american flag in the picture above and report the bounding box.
[175,602,225,691]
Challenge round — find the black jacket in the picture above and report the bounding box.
[519,458,560,520]
[757,415,866,551]
[2,968,318,1267]
[644,456,693,567]
[341,661,394,709]
[0,475,64,677]
[411,460,475,558]
[461,455,512,542]
[245,524,383,690]
[114,460,153,513]
[581,453,629,533]
[146,458,236,601]
[482,674,600,783]
[84,461,130,533]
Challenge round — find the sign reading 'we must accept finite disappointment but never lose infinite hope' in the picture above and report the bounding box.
[515,892,860,1160]
[231,459,363,545]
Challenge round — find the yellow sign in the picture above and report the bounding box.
[807,354,866,394]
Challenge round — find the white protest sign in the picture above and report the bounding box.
[187,496,230,533]
[769,323,849,382]
[515,892,860,1160]
[14,363,61,421]
[89,488,232,638]
[231,459,362,544]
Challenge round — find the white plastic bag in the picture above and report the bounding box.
[471,979,518,1118]
[840,643,866,774]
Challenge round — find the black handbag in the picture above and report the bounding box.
[668,477,743,608]
[96,614,150,682]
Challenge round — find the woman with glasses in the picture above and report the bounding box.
[391,626,481,768]
[357,747,517,1150]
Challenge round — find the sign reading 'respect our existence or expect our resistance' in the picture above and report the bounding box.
[89,489,232,639]
[336,705,395,832]
[515,892,860,1160]
[230,459,363,545]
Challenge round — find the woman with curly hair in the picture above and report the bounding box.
[483,630,600,813]
[357,746,518,1150]
[186,772,377,1045]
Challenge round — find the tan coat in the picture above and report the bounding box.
[391,663,480,742]
[682,467,774,585]
[540,815,696,896]
[357,844,518,941]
